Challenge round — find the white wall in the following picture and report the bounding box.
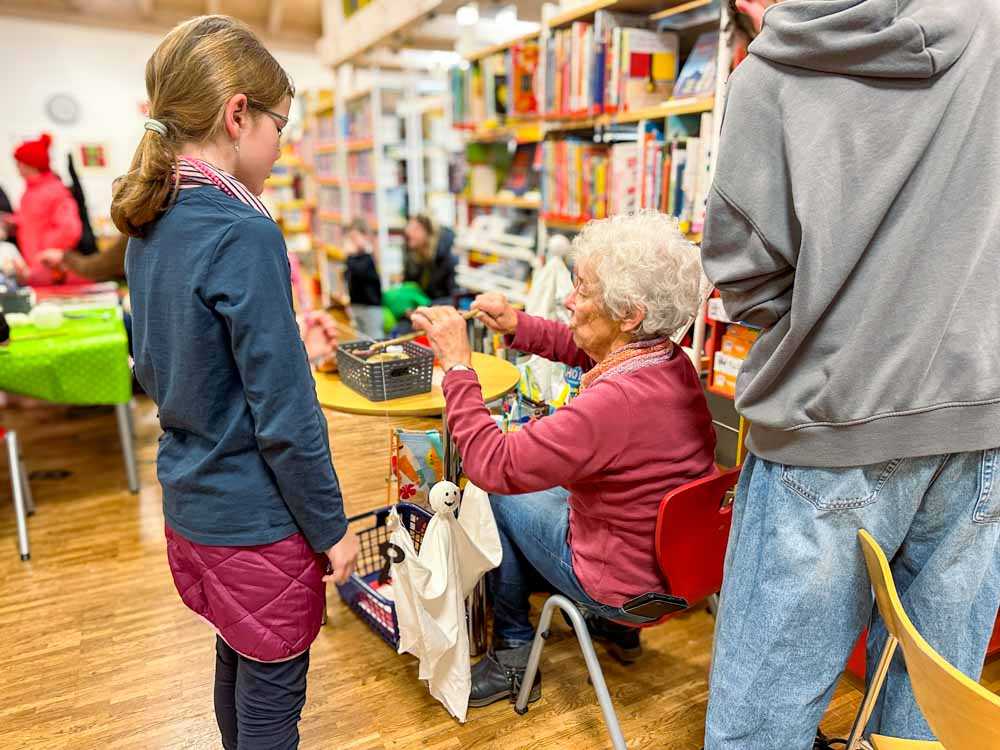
[0,16,332,231]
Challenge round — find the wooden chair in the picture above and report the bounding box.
[513,467,741,750]
[848,530,1000,750]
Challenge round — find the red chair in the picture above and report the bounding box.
[513,467,741,750]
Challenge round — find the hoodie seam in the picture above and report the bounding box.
[710,181,777,253]
[782,396,1000,432]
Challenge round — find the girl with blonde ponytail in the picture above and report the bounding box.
[120,16,358,748]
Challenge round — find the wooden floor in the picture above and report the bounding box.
[1,400,997,749]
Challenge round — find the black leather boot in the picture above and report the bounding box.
[468,643,541,708]
[586,615,642,664]
[561,611,643,664]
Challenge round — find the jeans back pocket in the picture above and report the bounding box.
[974,448,1000,524]
[780,459,904,511]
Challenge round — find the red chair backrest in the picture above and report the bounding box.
[654,467,740,607]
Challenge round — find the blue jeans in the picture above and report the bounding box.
[705,450,1000,749]
[489,487,650,646]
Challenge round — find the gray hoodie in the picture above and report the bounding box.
[701,0,1000,468]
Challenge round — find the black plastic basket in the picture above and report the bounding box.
[334,502,432,648]
[336,340,435,402]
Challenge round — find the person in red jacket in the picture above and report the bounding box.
[2,133,84,286]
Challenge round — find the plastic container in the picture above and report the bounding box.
[336,340,434,401]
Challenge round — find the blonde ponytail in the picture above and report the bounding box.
[112,128,179,237]
[111,15,293,237]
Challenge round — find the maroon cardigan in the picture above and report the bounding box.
[443,312,717,607]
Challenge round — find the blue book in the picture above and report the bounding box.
[673,31,720,99]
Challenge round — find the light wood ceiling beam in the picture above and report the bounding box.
[319,0,450,68]
[392,32,455,51]
[0,3,318,50]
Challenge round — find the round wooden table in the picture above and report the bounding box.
[315,352,520,416]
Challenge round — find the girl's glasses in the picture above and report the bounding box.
[251,105,289,134]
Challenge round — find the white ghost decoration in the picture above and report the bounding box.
[387,480,502,722]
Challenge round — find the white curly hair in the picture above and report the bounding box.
[571,210,707,340]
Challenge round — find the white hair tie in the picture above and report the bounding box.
[144,119,168,136]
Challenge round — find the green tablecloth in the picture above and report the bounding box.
[0,308,131,405]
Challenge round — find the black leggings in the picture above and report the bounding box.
[213,636,310,750]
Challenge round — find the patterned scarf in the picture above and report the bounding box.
[580,336,676,391]
[176,156,271,219]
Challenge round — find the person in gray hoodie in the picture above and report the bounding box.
[701,1,1000,747]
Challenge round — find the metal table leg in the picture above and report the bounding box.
[115,401,140,494]
[442,408,489,657]
[6,431,30,561]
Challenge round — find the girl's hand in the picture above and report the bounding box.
[323,530,359,584]
[300,311,338,363]
[411,306,473,372]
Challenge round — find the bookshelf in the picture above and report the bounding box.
[447,0,728,369]
[399,91,458,230]
[303,77,415,305]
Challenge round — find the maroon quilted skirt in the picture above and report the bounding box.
[165,525,327,662]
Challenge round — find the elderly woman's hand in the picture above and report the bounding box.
[411,306,473,372]
[471,292,518,336]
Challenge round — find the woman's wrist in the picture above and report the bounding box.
[443,357,472,373]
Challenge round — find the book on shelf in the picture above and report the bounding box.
[620,28,679,111]
[542,12,683,118]
[452,42,542,126]
[541,110,714,231]
[673,31,720,99]
[343,96,374,140]
[511,43,540,115]
[317,184,343,215]
[484,54,508,121]
[502,144,540,196]
[541,139,609,221]
[658,0,721,30]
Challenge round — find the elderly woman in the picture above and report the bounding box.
[412,211,716,708]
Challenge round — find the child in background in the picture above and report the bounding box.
[343,217,383,339]
[112,16,358,749]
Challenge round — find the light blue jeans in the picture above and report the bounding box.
[489,487,651,646]
[705,450,1000,749]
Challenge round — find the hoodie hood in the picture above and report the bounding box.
[750,0,981,79]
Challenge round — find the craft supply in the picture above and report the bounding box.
[29,303,64,329]
[351,308,482,358]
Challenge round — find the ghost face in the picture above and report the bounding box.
[429,481,461,514]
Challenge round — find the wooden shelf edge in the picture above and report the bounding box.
[345,139,375,152]
[650,0,715,21]
[465,30,542,62]
[545,0,616,30]
[466,196,541,210]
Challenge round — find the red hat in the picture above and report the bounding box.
[14,133,53,172]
